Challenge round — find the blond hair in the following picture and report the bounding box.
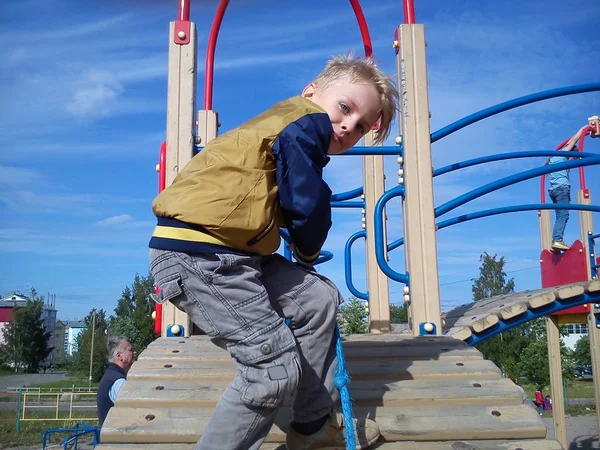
[312,54,399,144]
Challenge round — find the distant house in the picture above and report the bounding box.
[562,323,588,350]
[53,319,66,360]
[0,294,57,362]
[65,321,87,356]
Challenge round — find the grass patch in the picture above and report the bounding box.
[25,379,98,391]
[523,380,595,399]
[0,410,98,448]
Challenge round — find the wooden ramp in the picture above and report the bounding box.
[97,334,562,450]
[443,280,600,343]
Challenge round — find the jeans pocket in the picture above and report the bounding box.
[178,253,227,282]
[238,350,301,408]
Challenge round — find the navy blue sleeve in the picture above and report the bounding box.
[272,113,333,262]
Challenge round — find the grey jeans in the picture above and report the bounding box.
[149,249,341,450]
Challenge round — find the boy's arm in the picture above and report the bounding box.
[562,125,589,151]
[272,113,333,266]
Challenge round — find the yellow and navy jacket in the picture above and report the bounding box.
[149,96,333,263]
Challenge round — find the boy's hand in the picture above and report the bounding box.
[287,244,315,271]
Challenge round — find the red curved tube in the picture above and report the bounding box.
[403,0,416,24]
[539,126,591,203]
[204,0,230,110]
[154,141,167,335]
[179,0,190,21]
[348,0,373,58]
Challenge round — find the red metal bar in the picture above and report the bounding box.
[348,0,373,58]
[204,0,230,110]
[154,141,167,335]
[179,0,190,21]
[403,0,416,24]
[540,126,592,203]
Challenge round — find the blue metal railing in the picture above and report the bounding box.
[344,231,368,300]
[588,232,600,278]
[433,150,598,177]
[373,186,408,284]
[430,83,600,143]
[435,156,600,217]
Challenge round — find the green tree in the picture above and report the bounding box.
[338,297,368,334]
[109,273,156,353]
[472,253,515,300]
[516,318,574,386]
[390,303,408,323]
[0,298,52,373]
[572,335,592,366]
[471,253,526,378]
[73,309,109,382]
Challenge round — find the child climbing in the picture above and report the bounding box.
[546,125,589,251]
[149,54,398,450]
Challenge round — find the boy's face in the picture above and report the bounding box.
[302,76,382,154]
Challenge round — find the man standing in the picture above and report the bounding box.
[97,336,134,427]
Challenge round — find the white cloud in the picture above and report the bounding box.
[95,214,133,227]
[66,70,124,118]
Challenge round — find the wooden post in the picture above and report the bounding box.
[396,24,441,335]
[546,315,567,449]
[161,21,197,338]
[538,210,552,252]
[588,304,600,433]
[362,132,390,334]
[578,190,600,431]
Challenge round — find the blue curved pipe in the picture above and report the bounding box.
[385,203,600,254]
[315,251,334,265]
[374,186,408,284]
[344,231,368,300]
[431,83,600,143]
[343,145,402,156]
[434,151,598,177]
[435,156,600,218]
[465,290,600,346]
[437,203,600,231]
[331,187,363,202]
[331,201,364,208]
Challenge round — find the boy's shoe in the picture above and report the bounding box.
[551,240,569,251]
[285,411,380,450]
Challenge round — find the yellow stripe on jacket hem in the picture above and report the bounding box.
[152,226,228,246]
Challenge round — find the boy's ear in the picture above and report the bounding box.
[301,83,316,98]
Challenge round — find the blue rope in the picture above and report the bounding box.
[333,324,356,450]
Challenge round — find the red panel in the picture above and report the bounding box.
[0,308,14,322]
[540,240,589,316]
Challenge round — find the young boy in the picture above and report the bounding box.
[149,54,398,450]
[547,125,588,251]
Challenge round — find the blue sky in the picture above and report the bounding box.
[1,0,599,321]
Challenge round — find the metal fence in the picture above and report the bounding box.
[15,389,98,431]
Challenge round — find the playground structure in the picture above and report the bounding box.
[97,1,600,449]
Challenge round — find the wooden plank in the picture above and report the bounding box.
[100,406,289,443]
[370,441,563,450]
[375,404,546,441]
[147,334,469,348]
[444,326,472,342]
[127,358,502,381]
[139,343,483,362]
[101,404,545,443]
[116,377,521,408]
[96,440,563,450]
[96,445,285,450]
